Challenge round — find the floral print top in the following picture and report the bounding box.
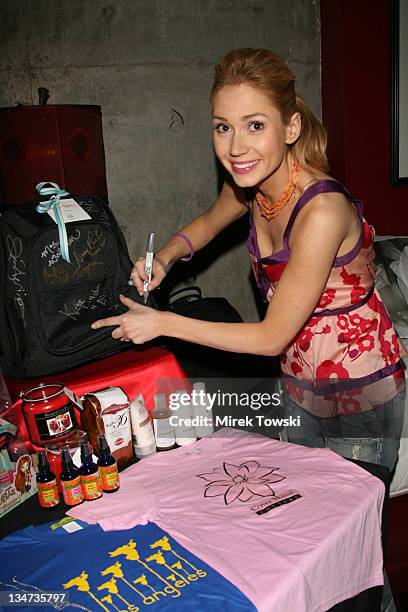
[247,180,403,416]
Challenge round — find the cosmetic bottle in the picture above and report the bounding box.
[36,450,60,509]
[60,448,84,507]
[173,389,197,447]
[192,382,214,439]
[97,435,120,493]
[130,394,157,459]
[151,393,176,451]
[79,441,103,501]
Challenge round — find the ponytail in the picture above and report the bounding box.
[292,95,329,172]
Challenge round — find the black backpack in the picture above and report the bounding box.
[0,194,152,378]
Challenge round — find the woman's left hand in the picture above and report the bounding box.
[91,294,163,344]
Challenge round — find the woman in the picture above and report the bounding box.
[92,48,404,471]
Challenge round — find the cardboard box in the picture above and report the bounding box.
[0,449,37,519]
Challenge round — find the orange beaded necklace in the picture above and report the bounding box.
[255,158,301,221]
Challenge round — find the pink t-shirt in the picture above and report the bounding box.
[69,429,384,612]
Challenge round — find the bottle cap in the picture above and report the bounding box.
[193,382,206,393]
[80,441,91,464]
[98,434,111,456]
[153,393,166,414]
[61,447,73,470]
[38,450,50,471]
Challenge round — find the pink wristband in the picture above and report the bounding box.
[172,232,194,261]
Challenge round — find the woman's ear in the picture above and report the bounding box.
[285,112,301,144]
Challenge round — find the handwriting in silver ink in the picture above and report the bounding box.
[71,229,106,268]
[7,236,27,323]
[41,229,81,267]
[57,284,118,321]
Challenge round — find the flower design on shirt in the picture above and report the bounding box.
[197,461,285,506]
[317,288,336,309]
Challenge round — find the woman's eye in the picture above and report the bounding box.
[214,123,231,134]
[249,121,264,131]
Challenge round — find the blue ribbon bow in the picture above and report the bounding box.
[36,182,71,264]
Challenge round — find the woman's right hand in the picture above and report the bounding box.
[130,255,168,296]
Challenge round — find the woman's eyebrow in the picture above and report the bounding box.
[242,113,268,119]
[212,112,268,121]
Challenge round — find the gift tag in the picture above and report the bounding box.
[64,386,83,411]
[62,521,84,533]
[47,198,91,224]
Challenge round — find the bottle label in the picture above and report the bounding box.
[37,479,59,508]
[81,473,103,500]
[99,464,120,491]
[153,417,175,448]
[34,402,77,442]
[130,399,156,448]
[61,476,83,506]
[101,407,132,454]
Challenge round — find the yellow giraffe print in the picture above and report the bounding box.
[133,574,156,594]
[97,576,139,611]
[63,571,110,611]
[100,594,124,612]
[101,562,156,606]
[132,573,168,604]
[109,540,180,598]
[150,536,207,578]
[145,552,187,584]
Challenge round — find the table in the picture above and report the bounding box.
[68,429,387,612]
[5,346,187,450]
[0,431,388,612]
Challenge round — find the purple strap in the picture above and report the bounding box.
[283,180,358,249]
[282,360,402,395]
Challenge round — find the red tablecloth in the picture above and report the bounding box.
[5,346,187,450]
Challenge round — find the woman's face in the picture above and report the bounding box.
[20,459,30,473]
[212,83,298,190]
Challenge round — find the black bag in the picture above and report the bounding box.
[0,195,153,378]
[165,286,279,379]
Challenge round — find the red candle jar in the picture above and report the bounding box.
[21,383,79,447]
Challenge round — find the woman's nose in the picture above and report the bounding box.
[230,133,249,157]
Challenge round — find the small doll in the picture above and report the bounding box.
[14,455,33,495]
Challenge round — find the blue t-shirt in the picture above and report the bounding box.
[0,520,255,611]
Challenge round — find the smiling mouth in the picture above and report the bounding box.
[230,160,260,174]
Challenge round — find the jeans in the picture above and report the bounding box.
[284,392,405,472]
[284,391,406,612]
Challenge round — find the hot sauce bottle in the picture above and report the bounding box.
[79,442,103,501]
[97,435,120,493]
[36,450,60,510]
[60,448,84,507]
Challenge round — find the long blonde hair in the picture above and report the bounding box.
[210,48,329,173]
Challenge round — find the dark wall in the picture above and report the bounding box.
[321,0,408,235]
[0,0,321,322]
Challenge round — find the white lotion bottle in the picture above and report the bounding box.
[192,382,214,438]
[129,394,157,459]
[151,393,176,451]
[173,389,197,447]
